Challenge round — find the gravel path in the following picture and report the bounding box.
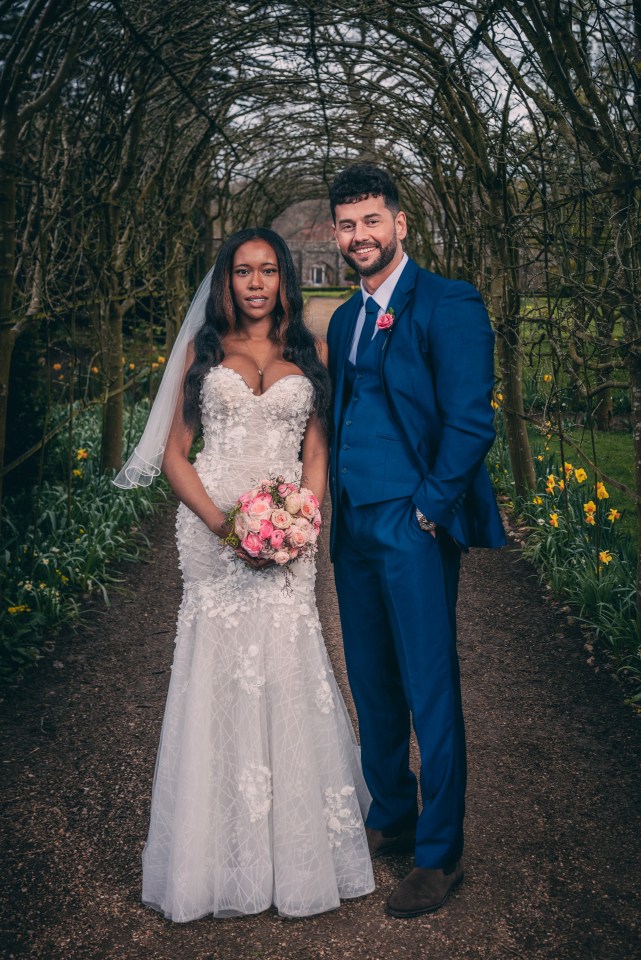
[1,503,640,960]
[304,297,346,338]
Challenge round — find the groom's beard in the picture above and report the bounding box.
[341,233,398,278]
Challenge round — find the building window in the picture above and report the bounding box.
[310,265,325,285]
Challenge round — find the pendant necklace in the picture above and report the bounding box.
[243,337,267,380]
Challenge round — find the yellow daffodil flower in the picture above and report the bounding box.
[596,481,609,500]
[574,468,587,483]
[549,513,559,528]
[607,508,621,522]
[599,550,613,565]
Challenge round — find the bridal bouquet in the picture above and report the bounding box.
[223,476,322,566]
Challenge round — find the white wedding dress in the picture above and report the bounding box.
[142,365,375,922]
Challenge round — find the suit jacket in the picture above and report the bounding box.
[327,257,506,555]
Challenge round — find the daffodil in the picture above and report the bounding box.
[157,355,166,364]
[584,500,597,516]
[564,462,573,478]
[52,362,62,371]
[537,455,544,462]
[596,481,609,500]
[599,550,613,565]
[543,374,552,383]
[574,468,587,483]
[549,513,559,528]
[129,362,135,371]
[76,448,88,460]
[532,496,543,505]
[607,508,621,522]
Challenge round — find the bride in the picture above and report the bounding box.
[115,227,374,921]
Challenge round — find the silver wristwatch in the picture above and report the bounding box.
[415,509,437,533]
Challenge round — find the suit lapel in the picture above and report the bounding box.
[378,259,418,371]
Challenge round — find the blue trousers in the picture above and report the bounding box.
[333,493,466,869]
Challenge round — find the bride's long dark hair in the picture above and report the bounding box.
[183,227,330,431]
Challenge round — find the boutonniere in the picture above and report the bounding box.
[376,306,395,330]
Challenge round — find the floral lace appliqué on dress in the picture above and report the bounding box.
[142,366,374,921]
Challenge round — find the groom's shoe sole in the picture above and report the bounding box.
[385,865,464,918]
[366,827,416,860]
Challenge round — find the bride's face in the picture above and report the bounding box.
[231,240,280,328]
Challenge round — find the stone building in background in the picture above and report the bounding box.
[271,199,353,288]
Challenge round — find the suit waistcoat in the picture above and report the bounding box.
[336,333,420,506]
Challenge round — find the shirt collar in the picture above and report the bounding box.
[360,252,409,311]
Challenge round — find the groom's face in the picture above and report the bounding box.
[333,194,407,279]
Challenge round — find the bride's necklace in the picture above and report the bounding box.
[241,336,270,380]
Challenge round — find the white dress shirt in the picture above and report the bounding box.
[348,253,409,365]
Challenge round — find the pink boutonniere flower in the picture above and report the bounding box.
[376,306,395,330]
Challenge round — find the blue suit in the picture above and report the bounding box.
[327,257,505,869]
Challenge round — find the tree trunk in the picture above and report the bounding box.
[0,107,19,510]
[490,250,536,499]
[165,238,187,351]
[100,297,124,472]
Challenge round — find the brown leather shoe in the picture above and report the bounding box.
[365,825,416,860]
[386,861,464,917]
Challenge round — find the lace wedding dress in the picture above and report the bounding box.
[142,365,375,921]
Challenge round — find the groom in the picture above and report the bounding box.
[326,164,505,918]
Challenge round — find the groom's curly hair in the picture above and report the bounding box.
[329,164,400,221]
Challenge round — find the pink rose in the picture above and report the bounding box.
[376,311,394,330]
[277,483,290,496]
[300,488,319,508]
[273,549,290,565]
[284,492,302,514]
[287,526,307,548]
[313,515,321,530]
[300,499,318,520]
[271,509,292,529]
[259,519,274,540]
[248,517,262,534]
[241,533,263,557]
[248,498,272,520]
[270,528,285,548]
